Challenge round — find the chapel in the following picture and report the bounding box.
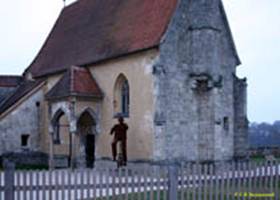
[0,0,248,168]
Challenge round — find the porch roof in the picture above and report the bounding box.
[45,66,103,101]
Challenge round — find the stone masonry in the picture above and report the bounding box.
[153,0,247,162]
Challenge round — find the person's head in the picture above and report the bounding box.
[118,116,124,124]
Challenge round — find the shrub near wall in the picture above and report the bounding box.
[2,151,48,169]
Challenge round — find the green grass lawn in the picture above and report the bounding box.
[250,155,280,163]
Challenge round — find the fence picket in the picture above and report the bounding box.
[253,162,258,194]
[276,160,279,200]
[0,172,1,199]
[143,166,148,200]
[0,172,2,200]
[248,161,252,197]
[214,164,219,200]
[35,171,40,200]
[192,163,196,200]
[163,167,167,200]
[60,170,65,200]
[117,168,122,199]
[185,164,190,200]
[208,164,212,200]
[55,170,59,200]
[124,167,129,200]
[92,168,96,200]
[48,170,52,200]
[67,170,71,200]
[150,167,154,200]
[269,160,273,199]
[86,169,90,199]
[112,168,116,199]
[203,164,208,200]
[157,166,162,200]
[241,162,245,200]
[30,170,35,200]
[197,164,202,200]
[131,168,136,200]
[25,171,29,200]
[264,160,268,193]
[260,162,266,192]
[81,169,85,199]
[103,169,106,198]
[15,171,20,200]
[138,167,142,200]
[41,170,46,200]
[180,164,184,200]
[222,163,227,200]
[237,162,242,200]
[225,162,230,200]
[73,170,78,200]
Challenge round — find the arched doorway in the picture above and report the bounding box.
[77,110,97,168]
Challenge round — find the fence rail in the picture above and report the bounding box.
[0,160,279,200]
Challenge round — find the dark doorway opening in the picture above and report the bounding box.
[77,110,96,168]
[85,134,95,168]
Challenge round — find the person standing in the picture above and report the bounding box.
[110,116,128,164]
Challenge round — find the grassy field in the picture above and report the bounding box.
[250,155,280,163]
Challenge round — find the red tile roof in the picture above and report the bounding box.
[0,76,22,87]
[27,0,178,77]
[45,66,103,100]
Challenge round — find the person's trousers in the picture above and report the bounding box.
[111,139,127,162]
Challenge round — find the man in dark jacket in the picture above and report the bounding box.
[110,116,128,163]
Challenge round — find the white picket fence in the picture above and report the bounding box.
[0,160,279,200]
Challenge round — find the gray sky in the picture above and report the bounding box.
[0,0,279,123]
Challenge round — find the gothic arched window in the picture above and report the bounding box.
[114,74,130,117]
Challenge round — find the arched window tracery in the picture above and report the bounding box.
[114,74,130,117]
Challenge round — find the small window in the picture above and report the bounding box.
[114,74,130,117]
[223,117,229,131]
[21,134,30,147]
[121,80,129,115]
[53,124,61,144]
[36,101,40,107]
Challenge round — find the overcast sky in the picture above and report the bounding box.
[0,0,279,123]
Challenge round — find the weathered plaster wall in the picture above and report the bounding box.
[41,49,158,162]
[0,89,44,154]
[153,0,242,162]
[89,49,158,161]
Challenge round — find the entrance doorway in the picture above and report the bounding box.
[85,134,95,168]
[77,110,96,168]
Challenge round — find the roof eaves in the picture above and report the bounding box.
[33,46,159,79]
[46,93,103,102]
